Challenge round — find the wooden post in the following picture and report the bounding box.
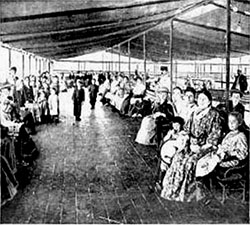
[128,41,131,75]
[35,58,38,73]
[9,48,11,68]
[22,53,25,77]
[29,55,31,75]
[226,0,231,109]
[118,45,121,73]
[169,19,174,96]
[111,48,113,72]
[48,60,51,73]
[143,33,146,84]
[175,60,178,84]
[221,58,224,89]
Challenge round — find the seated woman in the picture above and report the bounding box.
[157,117,188,189]
[1,124,17,173]
[196,112,248,178]
[105,75,120,106]
[1,96,24,135]
[99,73,111,105]
[127,77,146,117]
[171,86,186,117]
[113,76,132,111]
[1,96,38,163]
[161,89,222,202]
[135,87,174,146]
[179,87,197,123]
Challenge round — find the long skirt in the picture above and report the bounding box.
[1,156,18,206]
[135,115,157,145]
[161,149,207,202]
[1,137,17,173]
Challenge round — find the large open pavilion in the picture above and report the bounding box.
[1,0,250,224]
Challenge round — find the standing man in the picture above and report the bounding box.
[88,78,99,109]
[232,69,248,94]
[72,79,85,122]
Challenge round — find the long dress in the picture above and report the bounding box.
[1,156,18,206]
[195,130,248,178]
[161,106,222,202]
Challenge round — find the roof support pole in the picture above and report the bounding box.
[39,59,42,74]
[111,48,113,72]
[169,19,174,96]
[226,0,231,110]
[128,41,131,75]
[22,53,25,77]
[9,48,11,68]
[29,55,31,75]
[118,45,121,73]
[102,52,104,71]
[143,33,146,84]
[48,60,51,74]
[221,58,224,89]
[35,58,38,74]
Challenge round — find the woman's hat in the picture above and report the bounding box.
[172,116,185,127]
[231,89,243,97]
[198,89,212,102]
[157,86,169,93]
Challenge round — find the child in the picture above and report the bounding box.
[48,87,59,124]
[156,116,188,189]
[38,90,49,124]
[196,112,248,177]
[160,116,188,169]
[216,112,248,168]
[88,78,99,109]
[72,79,85,122]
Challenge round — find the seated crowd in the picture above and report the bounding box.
[1,67,249,206]
[99,70,249,203]
[0,67,62,206]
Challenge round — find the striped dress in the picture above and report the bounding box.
[219,130,248,168]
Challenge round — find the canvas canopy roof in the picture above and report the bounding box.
[1,0,249,61]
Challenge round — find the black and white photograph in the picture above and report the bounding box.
[0,0,249,223]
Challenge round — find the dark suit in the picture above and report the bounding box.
[232,74,248,93]
[88,84,98,109]
[153,99,175,145]
[72,87,85,120]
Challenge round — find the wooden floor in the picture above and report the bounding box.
[1,89,249,224]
